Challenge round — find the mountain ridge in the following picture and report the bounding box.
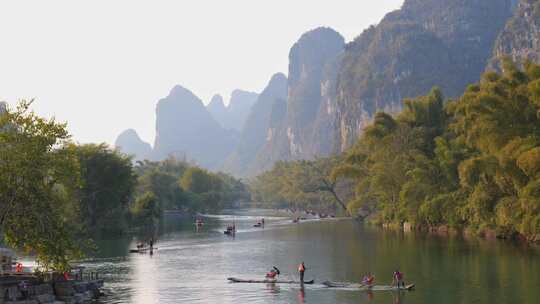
[115,0,540,177]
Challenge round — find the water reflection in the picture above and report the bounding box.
[132,248,158,304]
[297,285,305,303]
[391,292,403,304]
[265,283,280,295]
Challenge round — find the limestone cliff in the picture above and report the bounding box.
[206,95,227,128]
[223,73,287,177]
[206,90,258,132]
[253,27,345,169]
[151,85,237,169]
[333,0,515,151]
[489,0,540,69]
[114,129,152,161]
[0,102,6,114]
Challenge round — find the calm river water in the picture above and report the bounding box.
[82,209,540,304]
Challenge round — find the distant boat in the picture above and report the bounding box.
[224,225,236,235]
[129,247,157,253]
[228,277,314,284]
[323,281,415,291]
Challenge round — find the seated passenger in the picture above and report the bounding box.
[265,266,281,279]
[362,273,375,286]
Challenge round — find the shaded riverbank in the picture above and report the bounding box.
[374,220,540,245]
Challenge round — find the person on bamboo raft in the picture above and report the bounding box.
[392,269,405,287]
[298,262,306,282]
[362,273,375,286]
[266,266,280,279]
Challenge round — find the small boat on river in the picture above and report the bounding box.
[228,277,314,284]
[129,247,157,253]
[224,225,236,235]
[322,281,415,291]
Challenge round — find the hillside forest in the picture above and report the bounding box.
[251,60,540,243]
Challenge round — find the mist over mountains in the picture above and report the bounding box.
[116,0,540,176]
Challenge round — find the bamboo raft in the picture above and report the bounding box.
[323,281,415,291]
[227,277,314,284]
[129,247,157,253]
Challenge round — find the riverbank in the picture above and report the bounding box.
[371,219,540,245]
[0,275,103,303]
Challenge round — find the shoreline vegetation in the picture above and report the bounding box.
[250,60,540,245]
[0,101,249,271]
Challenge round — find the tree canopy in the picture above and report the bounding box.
[255,61,540,242]
[0,101,250,270]
[250,157,351,214]
[0,101,83,271]
[69,143,137,236]
[332,60,540,240]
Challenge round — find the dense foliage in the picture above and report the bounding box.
[0,101,83,271]
[69,144,137,236]
[334,60,540,240]
[250,157,351,214]
[130,192,161,226]
[135,158,249,215]
[0,102,249,270]
[255,61,540,242]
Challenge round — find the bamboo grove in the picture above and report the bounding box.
[252,61,540,241]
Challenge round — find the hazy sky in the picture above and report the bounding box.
[0,0,403,145]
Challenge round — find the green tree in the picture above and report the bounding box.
[130,192,162,225]
[133,158,247,214]
[0,100,83,271]
[180,167,222,194]
[328,61,540,241]
[250,158,351,214]
[70,143,136,236]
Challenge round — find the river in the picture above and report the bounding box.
[81,209,540,304]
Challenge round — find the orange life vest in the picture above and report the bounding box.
[15,263,23,272]
[298,263,305,272]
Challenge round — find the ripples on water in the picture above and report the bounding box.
[81,209,540,304]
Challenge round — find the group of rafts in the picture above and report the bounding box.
[219,218,415,291]
[228,272,414,291]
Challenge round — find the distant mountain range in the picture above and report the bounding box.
[115,129,152,161]
[115,0,540,176]
[206,90,259,132]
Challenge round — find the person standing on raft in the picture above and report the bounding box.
[392,269,405,287]
[298,262,306,283]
